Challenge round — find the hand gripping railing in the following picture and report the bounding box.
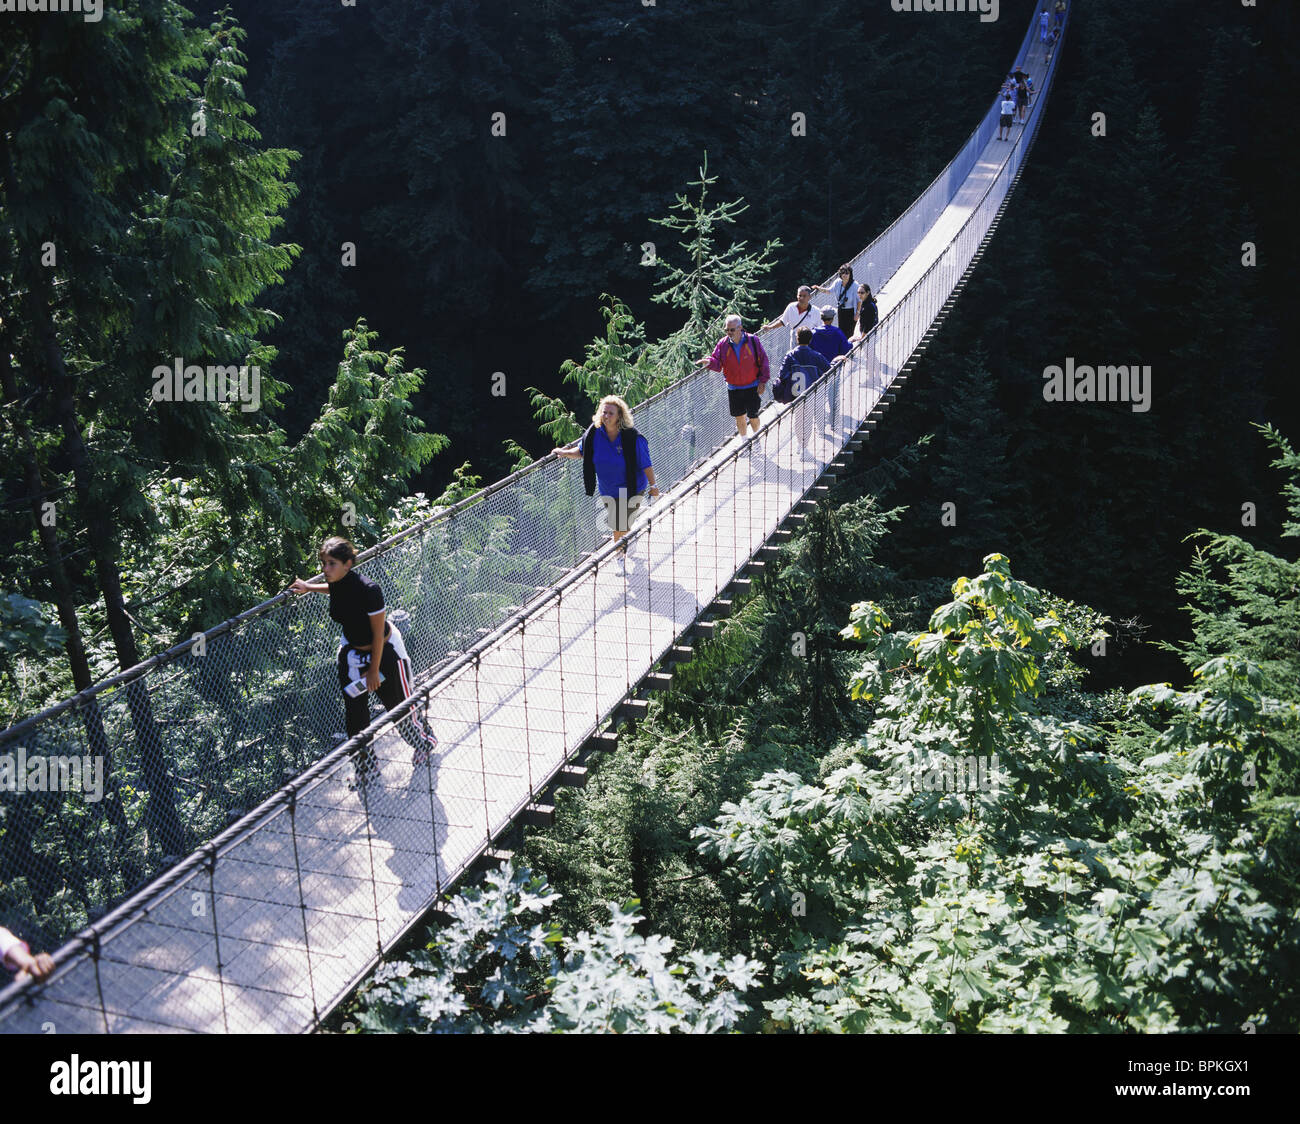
[0,2,1068,1029]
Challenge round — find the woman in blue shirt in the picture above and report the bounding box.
[554,395,659,575]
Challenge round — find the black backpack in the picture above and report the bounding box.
[774,352,823,404]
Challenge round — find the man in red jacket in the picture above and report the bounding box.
[696,314,771,438]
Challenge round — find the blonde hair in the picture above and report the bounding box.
[592,395,634,430]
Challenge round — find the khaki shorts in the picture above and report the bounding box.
[599,491,648,534]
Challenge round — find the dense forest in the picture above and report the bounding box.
[2,0,1297,1035]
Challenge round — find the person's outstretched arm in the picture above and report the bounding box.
[554,431,586,458]
[696,339,725,371]
[0,926,54,982]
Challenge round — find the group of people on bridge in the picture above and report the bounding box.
[281,268,884,791]
[692,266,880,442]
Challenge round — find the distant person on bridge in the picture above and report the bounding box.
[810,265,860,337]
[696,314,771,438]
[289,537,439,787]
[773,326,831,455]
[998,90,1016,140]
[1039,8,1050,42]
[811,305,851,365]
[761,286,820,353]
[1015,75,1030,123]
[811,306,851,434]
[553,395,660,576]
[1046,25,1061,62]
[0,925,54,982]
[849,283,878,343]
[850,282,881,382]
[1054,0,1066,28]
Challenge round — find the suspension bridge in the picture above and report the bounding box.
[0,3,1067,1033]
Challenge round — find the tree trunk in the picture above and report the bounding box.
[0,338,93,691]
[0,340,146,895]
[7,152,187,857]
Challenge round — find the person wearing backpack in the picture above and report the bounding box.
[554,395,660,576]
[773,327,832,456]
[762,285,821,354]
[696,314,771,438]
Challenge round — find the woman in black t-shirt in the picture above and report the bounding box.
[290,536,437,786]
[850,283,882,385]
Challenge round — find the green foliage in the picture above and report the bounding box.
[527,295,656,444]
[432,463,486,509]
[1,0,451,945]
[286,319,446,548]
[0,594,66,663]
[529,161,780,446]
[1166,426,1300,702]
[1154,424,1300,902]
[355,861,759,1033]
[760,497,903,737]
[645,156,780,380]
[526,494,905,959]
[0,594,67,715]
[502,439,534,473]
[694,554,1298,1032]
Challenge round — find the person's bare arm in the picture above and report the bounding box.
[1,932,54,982]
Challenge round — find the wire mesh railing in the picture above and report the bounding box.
[0,1,1067,1029]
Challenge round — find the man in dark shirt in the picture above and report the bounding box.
[774,327,832,456]
[810,307,851,437]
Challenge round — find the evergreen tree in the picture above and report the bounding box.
[928,346,1024,572]
[645,157,781,377]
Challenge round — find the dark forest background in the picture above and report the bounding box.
[3,0,1297,706]
[192,0,1299,688]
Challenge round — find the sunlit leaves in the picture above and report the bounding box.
[358,861,758,1033]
